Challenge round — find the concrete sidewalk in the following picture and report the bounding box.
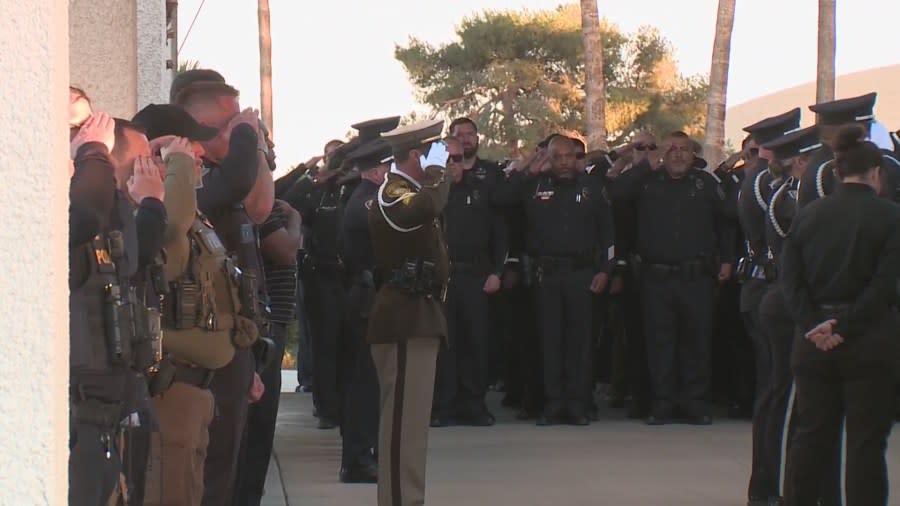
[262,389,900,506]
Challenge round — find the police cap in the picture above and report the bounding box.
[352,116,402,143]
[809,92,877,126]
[381,119,444,153]
[761,125,822,161]
[743,108,802,145]
[346,138,393,171]
[132,104,219,141]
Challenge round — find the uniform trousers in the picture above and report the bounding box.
[434,273,491,419]
[621,269,650,414]
[503,276,542,415]
[341,299,379,470]
[144,382,215,506]
[69,421,122,506]
[640,272,714,418]
[306,269,346,422]
[202,348,254,506]
[234,324,287,506]
[714,279,755,411]
[785,311,899,506]
[372,337,440,506]
[535,268,594,417]
[745,278,775,500]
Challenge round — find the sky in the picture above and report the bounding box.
[178,0,900,170]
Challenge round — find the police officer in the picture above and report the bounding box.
[132,104,257,506]
[799,92,900,206]
[367,119,450,506]
[431,136,508,427]
[735,108,801,505]
[282,141,358,429]
[171,70,271,506]
[335,116,401,483]
[609,131,735,425]
[509,135,614,426]
[780,126,900,506]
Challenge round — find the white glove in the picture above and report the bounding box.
[420,141,449,170]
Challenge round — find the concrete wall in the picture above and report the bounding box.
[0,0,70,504]
[69,0,138,117]
[137,0,173,108]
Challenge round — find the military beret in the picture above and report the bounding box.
[743,108,802,145]
[762,125,822,161]
[352,116,402,143]
[381,118,444,153]
[809,92,877,126]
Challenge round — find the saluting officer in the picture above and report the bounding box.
[431,136,508,427]
[336,116,401,484]
[609,131,735,425]
[735,108,801,505]
[367,119,451,506]
[510,135,614,426]
[781,126,900,506]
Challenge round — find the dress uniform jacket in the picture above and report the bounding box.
[367,167,451,345]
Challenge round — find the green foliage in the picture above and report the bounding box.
[177,59,202,74]
[395,3,707,158]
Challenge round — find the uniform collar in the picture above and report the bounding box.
[390,162,421,190]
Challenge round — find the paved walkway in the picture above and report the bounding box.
[263,375,900,506]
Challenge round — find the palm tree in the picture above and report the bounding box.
[258,0,274,137]
[177,59,201,74]
[702,0,737,170]
[816,0,836,103]
[580,0,608,151]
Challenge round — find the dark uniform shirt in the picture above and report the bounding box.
[781,183,900,337]
[610,162,735,265]
[341,179,379,275]
[366,168,451,345]
[799,145,900,206]
[515,171,614,272]
[765,176,800,260]
[445,171,508,274]
[286,179,350,263]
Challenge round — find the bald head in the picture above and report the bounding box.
[549,136,576,177]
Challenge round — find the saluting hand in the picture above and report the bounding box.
[127,156,165,203]
[483,274,502,294]
[70,112,116,159]
[590,272,609,294]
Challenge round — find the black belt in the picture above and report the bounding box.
[172,363,215,389]
[642,260,708,279]
[71,398,122,429]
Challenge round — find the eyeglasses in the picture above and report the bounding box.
[448,154,464,163]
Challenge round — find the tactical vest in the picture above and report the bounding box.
[70,193,139,403]
[161,217,258,370]
[207,203,270,333]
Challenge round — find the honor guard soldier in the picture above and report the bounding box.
[132,104,259,506]
[431,136,508,427]
[734,108,801,505]
[336,116,401,484]
[609,131,735,426]
[367,119,451,506]
[510,135,614,426]
[755,125,841,506]
[780,126,900,506]
[799,92,900,207]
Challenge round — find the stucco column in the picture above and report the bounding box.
[137,0,173,108]
[70,0,138,117]
[0,0,70,504]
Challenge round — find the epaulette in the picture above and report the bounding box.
[382,178,416,204]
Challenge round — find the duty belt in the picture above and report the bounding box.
[378,259,447,301]
[641,260,708,280]
[71,398,122,429]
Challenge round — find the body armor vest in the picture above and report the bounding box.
[207,203,269,332]
[162,217,258,369]
[70,193,139,403]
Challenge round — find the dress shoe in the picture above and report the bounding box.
[569,415,590,426]
[340,463,378,484]
[318,417,338,430]
[430,416,450,428]
[644,414,672,426]
[684,414,713,426]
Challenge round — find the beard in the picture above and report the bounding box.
[463,145,478,159]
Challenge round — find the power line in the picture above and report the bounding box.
[178,0,207,57]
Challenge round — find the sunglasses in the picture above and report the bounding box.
[635,144,658,152]
[448,154,464,163]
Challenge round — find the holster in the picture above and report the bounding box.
[384,259,446,301]
[252,337,276,373]
[103,284,135,367]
